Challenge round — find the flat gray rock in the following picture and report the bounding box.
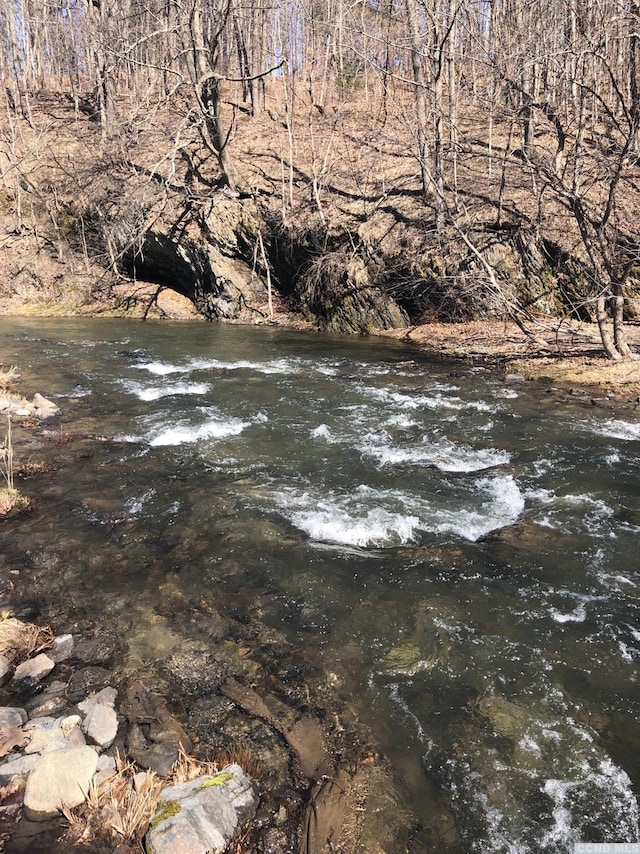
[13,653,55,683]
[82,702,118,748]
[78,686,117,712]
[0,753,39,777]
[49,634,75,662]
[23,745,98,820]
[0,708,27,728]
[145,764,258,854]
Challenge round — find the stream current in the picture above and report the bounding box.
[1,317,640,851]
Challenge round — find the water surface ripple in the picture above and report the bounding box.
[2,317,640,851]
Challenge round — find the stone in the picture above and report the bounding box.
[0,654,12,686]
[60,714,82,734]
[78,686,117,712]
[145,765,259,854]
[24,728,63,754]
[24,681,69,718]
[67,666,112,703]
[0,708,27,729]
[23,716,86,753]
[0,720,29,757]
[74,635,118,666]
[48,634,75,663]
[32,393,60,416]
[0,753,39,777]
[82,702,118,748]
[13,653,55,683]
[95,753,117,785]
[23,745,98,820]
[24,716,57,731]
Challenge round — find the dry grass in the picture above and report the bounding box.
[0,614,53,663]
[0,366,19,390]
[63,753,165,848]
[0,416,32,518]
[61,745,258,849]
[215,743,263,781]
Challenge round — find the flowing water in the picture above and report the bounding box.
[2,317,640,851]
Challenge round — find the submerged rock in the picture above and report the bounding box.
[145,765,258,854]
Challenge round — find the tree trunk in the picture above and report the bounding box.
[406,0,431,203]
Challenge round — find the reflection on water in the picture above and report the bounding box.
[1,317,640,850]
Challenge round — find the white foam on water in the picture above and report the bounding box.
[311,424,334,442]
[361,433,510,473]
[191,356,295,374]
[496,387,519,399]
[541,758,640,848]
[592,418,640,441]
[272,486,421,547]
[524,487,556,504]
[125,488,155,515]
[531,493,615,538]
[149,416,248,447]
[271,475,524,547]
[135,356,295,376]
[540,779,577,849]
[518,734,541,755]
[387,683,432,746]
[134,360,186,376]
[361,385,483,413]
[384,413,420,428]
[119,408,251,447]
[122,380,210,400]
[549,604,587,624]
[432,476,525,541]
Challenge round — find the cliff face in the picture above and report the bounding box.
[0,95,621,331]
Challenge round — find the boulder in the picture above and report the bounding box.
[23,745,98,820]
[145,765,258,854]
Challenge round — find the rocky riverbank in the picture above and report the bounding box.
[0,620,259,853]
[0,384,419,853]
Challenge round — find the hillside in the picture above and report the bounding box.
[1,77,640,380]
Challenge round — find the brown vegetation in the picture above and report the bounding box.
[0,614,53,664]
[0,0,639,366]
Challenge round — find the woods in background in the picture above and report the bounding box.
[1,0,639,356]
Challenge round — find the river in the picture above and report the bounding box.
[1,317,639,852]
